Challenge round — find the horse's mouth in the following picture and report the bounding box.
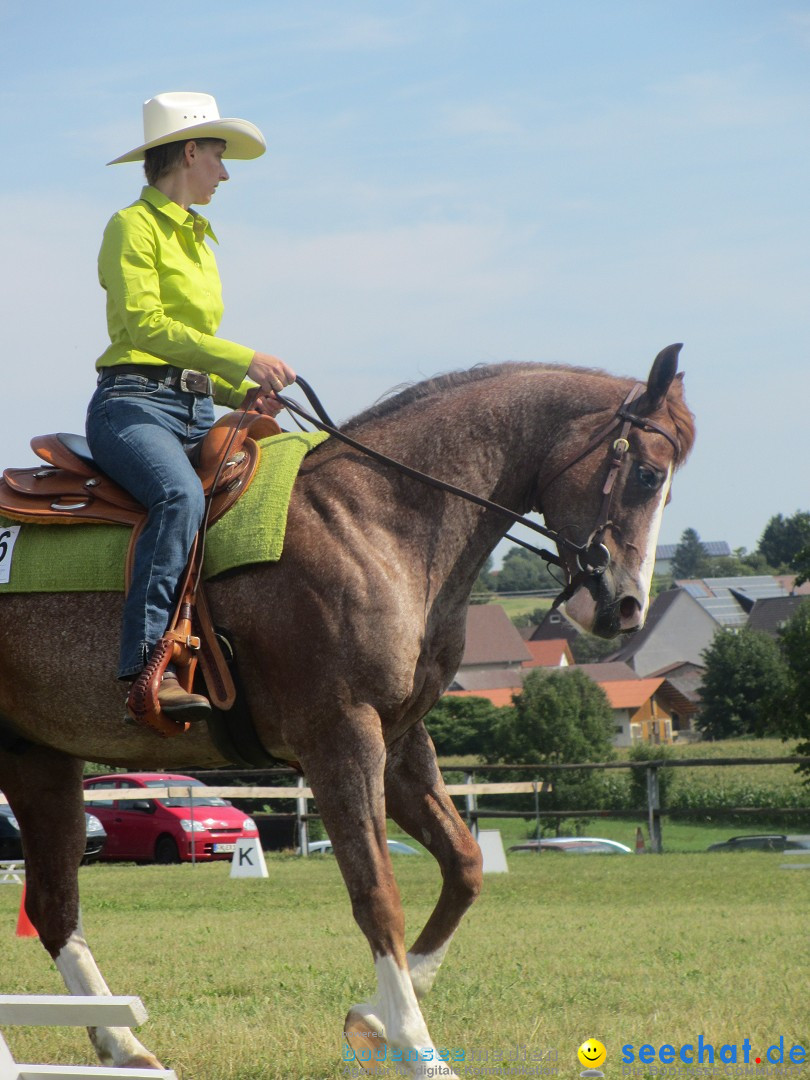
[561,576,647,638]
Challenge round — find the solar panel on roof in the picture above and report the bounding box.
[704,576,785,595]
[697,596,748,627]
[702,542,732,557]
[656,541,730,559]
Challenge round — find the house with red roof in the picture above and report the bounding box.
[522,639,574,669]
[458,604,531,670]
[600,677,674,746]
[447,604,681,744]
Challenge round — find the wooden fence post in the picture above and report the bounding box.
[297,775,309,856]
[465,772,478,838]
[646,765,663,853]
[186,786,196,867]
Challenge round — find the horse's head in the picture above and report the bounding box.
[538,344,695,638]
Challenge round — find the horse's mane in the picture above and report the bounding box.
[342,361,586,433]
[341,359,696,464]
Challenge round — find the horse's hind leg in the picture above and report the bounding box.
[383,720,483,1000]
[301,715,461,1078]
[0,745,163,1069]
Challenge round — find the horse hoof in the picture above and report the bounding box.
[344,1010,460,1079]
[344,1010,388,1074]
[122,1053,166,1069]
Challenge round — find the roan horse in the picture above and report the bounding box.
[0,345,694,1075]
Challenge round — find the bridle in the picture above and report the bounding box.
[530,383,680,606]
[272,377,680,609]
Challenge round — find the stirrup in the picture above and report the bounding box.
[126,632,200,738]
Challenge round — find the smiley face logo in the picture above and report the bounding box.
[578,1039,607,1069]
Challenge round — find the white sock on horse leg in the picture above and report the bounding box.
[406,938,454,1000]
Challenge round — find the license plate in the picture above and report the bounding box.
[213,843,236,853]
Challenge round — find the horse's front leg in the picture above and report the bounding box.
[384,720,483,1000]
[301,715,459,1079]
[0,746,164,1070]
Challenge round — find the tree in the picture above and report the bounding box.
[511,605,550,629]
[495,546,558,593]
[757,511,810,571]
[793,545,810,586]
[777,600,810,760]
[712,548,775,577]
[670,527,711,580]
[696,628,790,740]
[490,669,615,764]
[570,633,617,663]
[470,555,495,603]
[422,696,507,757]
[484,669,615,812]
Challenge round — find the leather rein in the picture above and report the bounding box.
[274,377,680,609]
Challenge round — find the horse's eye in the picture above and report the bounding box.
[636,464,661,490]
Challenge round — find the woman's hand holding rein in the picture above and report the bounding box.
[247,352,296,394]
[245,352,297,416]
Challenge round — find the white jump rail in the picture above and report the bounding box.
[0,783,552,861]
[77,782,551,802]
[0,782,552,807]
[0,862,24,885]
[0,996,177,1080]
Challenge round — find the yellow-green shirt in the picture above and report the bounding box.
[96,185,254,408]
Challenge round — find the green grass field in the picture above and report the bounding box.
[2,850,808,1080]
[474,594,553,621]
[443,738,810,853]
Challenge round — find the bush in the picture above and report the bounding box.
[423,696,509,757]
[697,628,789,739]
[627,743,676,810]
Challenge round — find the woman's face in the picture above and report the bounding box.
[185,140,229,205]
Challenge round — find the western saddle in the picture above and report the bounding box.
[0,410,281,738]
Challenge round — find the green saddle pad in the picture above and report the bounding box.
[0,430,328,594]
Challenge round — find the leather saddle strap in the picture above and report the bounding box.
[195,582,237,709]
[125,535,202,736]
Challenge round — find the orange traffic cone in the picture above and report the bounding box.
[16,883,38,938]
[635,827,647,855]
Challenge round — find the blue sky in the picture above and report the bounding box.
[3,1,809,555]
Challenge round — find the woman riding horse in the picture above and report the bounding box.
[86,91,296,723]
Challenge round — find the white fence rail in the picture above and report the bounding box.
[0,783,551,858]
[0,862,24,886]
[0,995,177,1079]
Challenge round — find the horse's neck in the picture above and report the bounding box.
[356,369,609,506]
[343,370,599,596]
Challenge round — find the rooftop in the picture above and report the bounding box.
[747,595,808,636]
[656,540,731,560]
[460,604,531,667]
[601,678,665,709]
[522,639,574,668]
[677,575,788,628]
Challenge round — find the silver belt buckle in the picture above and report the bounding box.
[179,369,211,395]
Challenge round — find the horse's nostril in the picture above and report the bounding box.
[620,595,641,623]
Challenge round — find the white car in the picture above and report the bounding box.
[300,838,421,856]
[508,837,633,855]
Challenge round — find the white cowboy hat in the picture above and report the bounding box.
[107,91,266,165]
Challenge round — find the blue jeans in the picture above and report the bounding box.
[86,372,214,678]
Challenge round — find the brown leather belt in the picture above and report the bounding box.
[97,364,213,396]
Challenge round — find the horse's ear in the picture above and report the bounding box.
[639,343,682,413]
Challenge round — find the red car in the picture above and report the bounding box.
[83,772,258,864]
